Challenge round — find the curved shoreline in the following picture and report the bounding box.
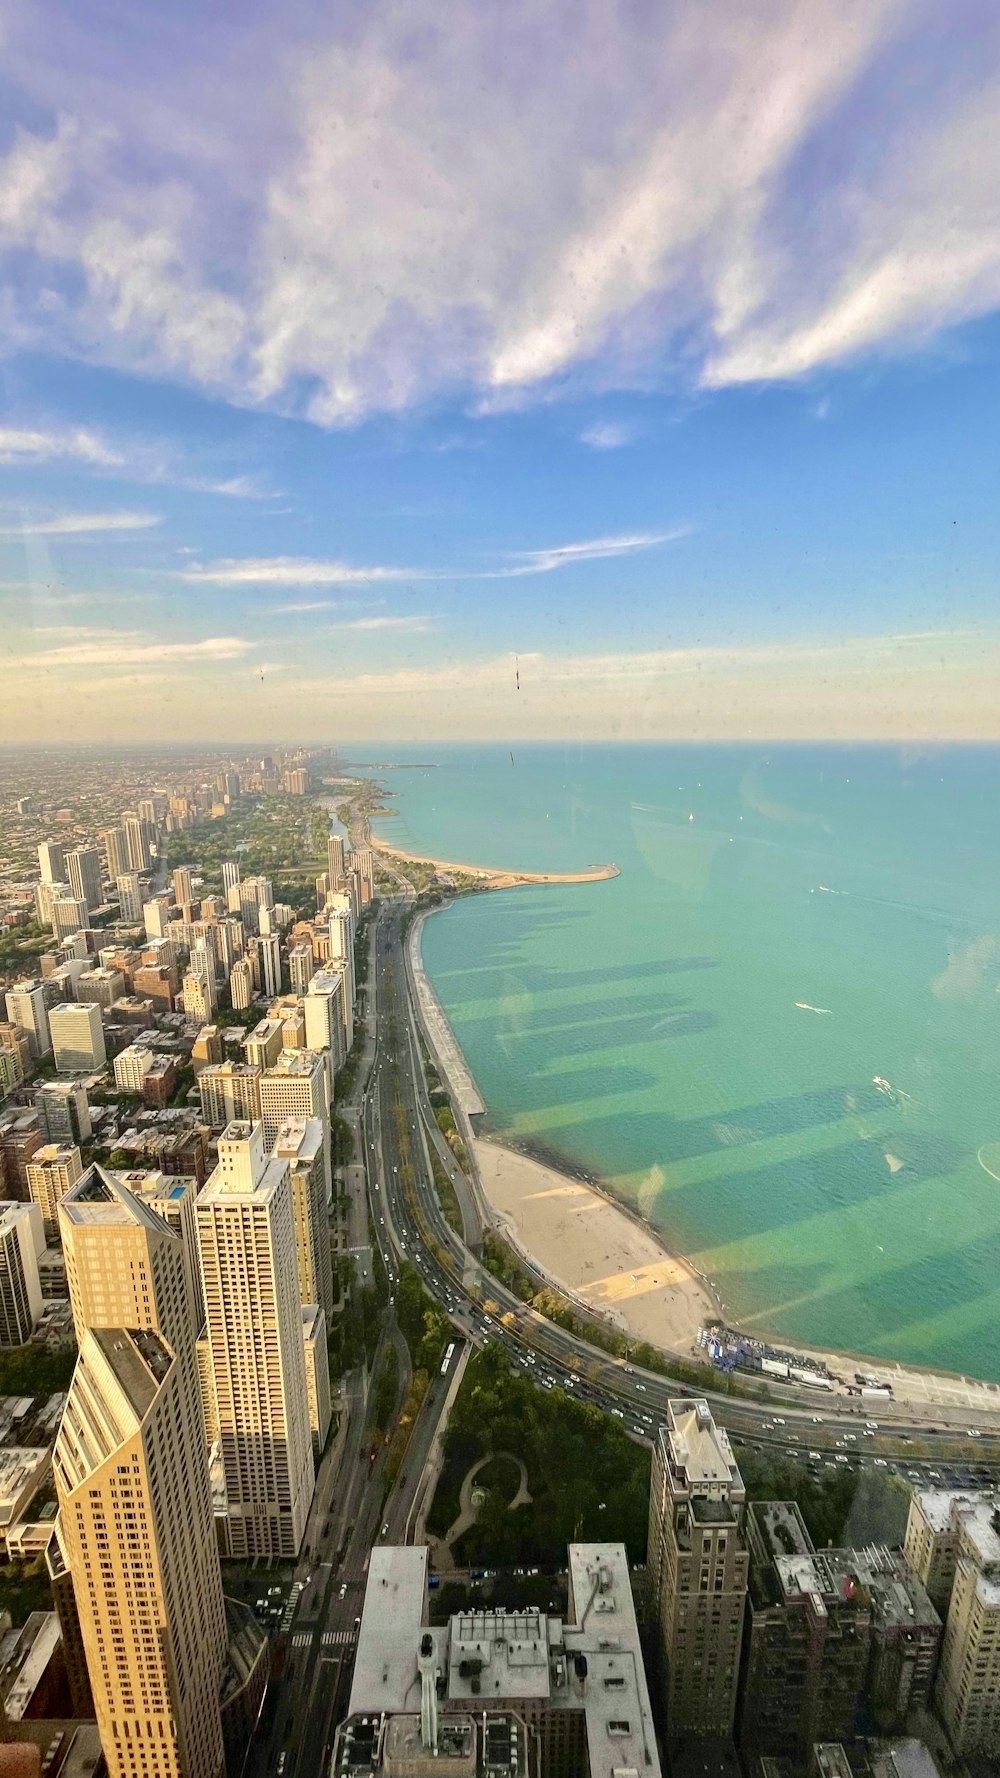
[411,900,1000,1413]
[343,774,1000,1410]
[369,826,619,887]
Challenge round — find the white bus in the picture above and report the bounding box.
[440,1341,455,1376]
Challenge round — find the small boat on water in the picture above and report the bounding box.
[795,1001,833,1014]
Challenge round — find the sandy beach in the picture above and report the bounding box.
[474,1135,717,1355]
[368,827,618,887]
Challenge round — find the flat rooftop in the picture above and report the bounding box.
[350,1546,428,1715]
[447,1610,550,1703]
[752,1500,814,1561]
[348,1545,661,1778]
[868,1739,943,1778]
[384,1714,475,1770]
[1,1613,61,1720]
[814,1748,853,1778]
[262,1049,323,1078]
[92,1327,172,1417]
[956,1498,1000,1605]
[272,1116,323,1163]
[199,1152,288,1207]
[0,1451,49,1522]
[564,1543,662,1778]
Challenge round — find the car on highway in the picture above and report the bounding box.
[339,1582,347,1598]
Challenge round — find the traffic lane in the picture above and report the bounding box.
[382,917,1000,1457]
[375,911,1000,1468]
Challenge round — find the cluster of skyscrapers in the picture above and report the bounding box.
[0,775,378,1775]
[644,1397,999,1767]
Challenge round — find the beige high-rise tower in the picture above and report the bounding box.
[271,1116,334,1325]
[924,1488,1000,1757]
[54,1167,228,1778]
[26,1142,84,1243]
[647,1398,749,1738]
[197,1121,314,1557]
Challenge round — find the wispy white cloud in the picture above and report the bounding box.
[495,530,687,576]
[12,630,251,669]
[1,2,998,419]
[0,509,161,537]
[329,615,431,633]
[0,417,274,501]
[182,530,681,587]
[141,466,277,500]
[580,421,634,450]
[0,425,123,467]
[283,626,995,698]
[181,556,430,587]
[268,598,361,614]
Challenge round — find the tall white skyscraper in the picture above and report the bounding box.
[66,847,103,912]
[326,833,346,889]
[183,969,218,1024]
[26,1143,83,1243]
[38,839,66,884]
[0,1201,44,1346]
[259,1049,329,1144]
[172,866,194,907]
[325,897,356,1011]
[122,812,151,871]
[221,860,240,895]
[101,827,129,884]
[271,1117,334,1322]
[5,980,51,1057]
[50,1002,107,1074]
[52,894,89,942]
[116,871,144,923]
[196,1122,314,1556]
[228,958,253,1011]
[55,1169,228,1778]
[288,942,315,996]
[256,932,282,999]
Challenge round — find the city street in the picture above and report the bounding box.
[257,895,1000,1778]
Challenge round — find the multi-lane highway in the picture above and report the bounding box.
[262,893,1000,1778]
[364,901,1000,1477]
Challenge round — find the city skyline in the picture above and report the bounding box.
[3,2,1000,741]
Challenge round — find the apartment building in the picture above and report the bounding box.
[647,1398,749,1737]
[196,1122,314,1557]
[49,1002,106,1075]
[54,1167,229,1778]
[25,1143,84,1244]
[0,1202,44,1346]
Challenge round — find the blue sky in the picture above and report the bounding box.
[2,0,1000,742]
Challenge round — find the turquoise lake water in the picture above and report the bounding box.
[363,743,1000,1380]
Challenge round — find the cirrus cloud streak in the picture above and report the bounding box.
[1,2,999,421]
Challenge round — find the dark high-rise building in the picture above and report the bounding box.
[647,1399,749,1738]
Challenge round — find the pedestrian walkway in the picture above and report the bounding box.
[432,1451,531,1573]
